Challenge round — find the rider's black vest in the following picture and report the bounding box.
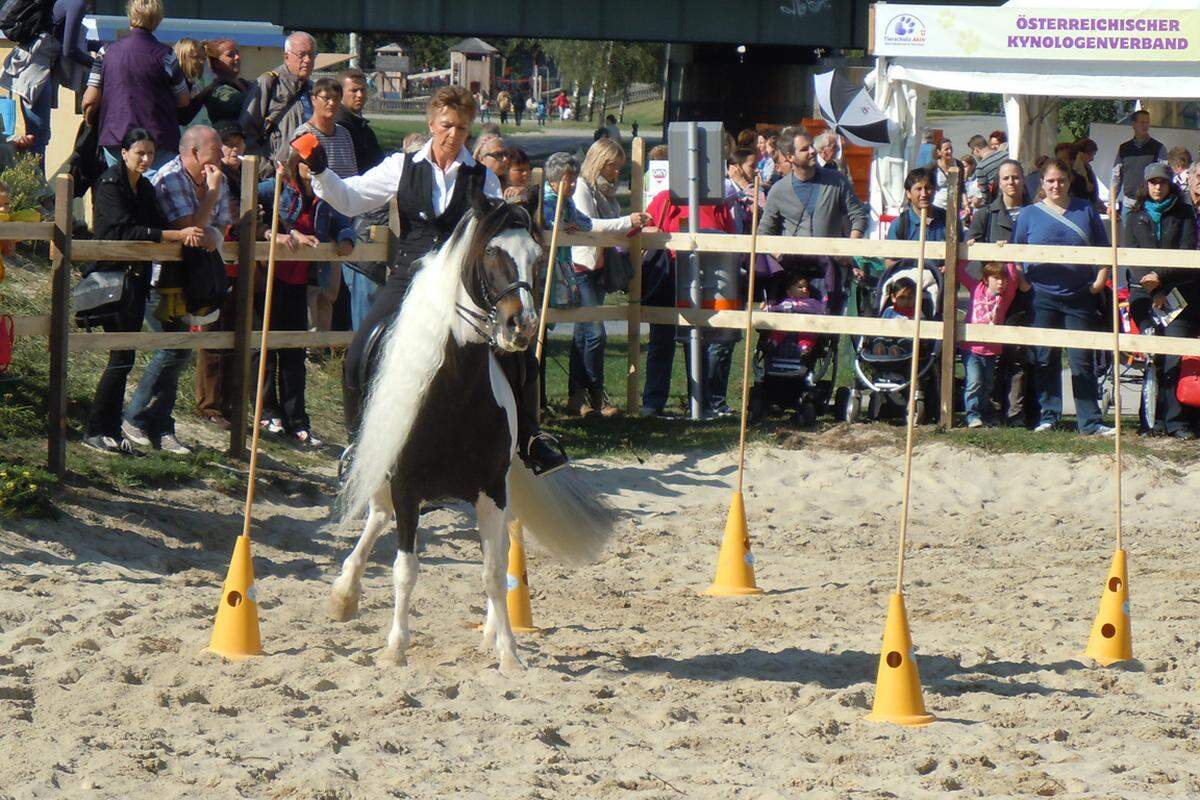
[393,151,487,274]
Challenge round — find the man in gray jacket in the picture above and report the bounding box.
[761,131,867,241]
[240,32,316,170]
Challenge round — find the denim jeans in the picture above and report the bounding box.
[22,81,53,160]
[342,264,378,331]
[568,269,606,393]
[1031,300,1102,432]
[642,323,677,412]
[703,341,735,411]
[125,290,193,437]
[963,352,997,425]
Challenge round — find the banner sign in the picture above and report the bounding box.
[872,3,1199,61]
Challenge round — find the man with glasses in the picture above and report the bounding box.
[241,31,317,172]
[473,133,509,179]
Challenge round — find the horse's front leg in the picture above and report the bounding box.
[330,485,394,621]
[476,492,523,673]
[381,483,420,666]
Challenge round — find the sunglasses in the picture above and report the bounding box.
[482,150,509,161]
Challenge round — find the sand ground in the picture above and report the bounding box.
[2,426,1199,799]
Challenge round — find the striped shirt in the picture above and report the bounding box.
[294,122,358,179]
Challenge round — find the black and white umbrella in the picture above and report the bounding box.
[813,70,890,148]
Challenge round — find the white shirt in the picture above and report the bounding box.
[310,140,502,218]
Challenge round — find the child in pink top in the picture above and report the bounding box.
[961,261,1030,427]
[762,274,826,356]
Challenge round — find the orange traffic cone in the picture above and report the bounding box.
[505,519,540,634]
[1084,548,1132,666]
[866,592,934,726]
[208,535,264,658]
[704,492,763,596]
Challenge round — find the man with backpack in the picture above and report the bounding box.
[240,31,315,175]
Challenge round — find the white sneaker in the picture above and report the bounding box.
[157,433,192,455]
[1093,425,1117,436]
[121,420,152,447]
[1034,422,1055,433]
[260,417,284,435]
[967,418,984,429]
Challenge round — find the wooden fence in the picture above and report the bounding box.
[8,146,1200,477]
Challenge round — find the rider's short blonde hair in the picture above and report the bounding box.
[127,0,164,30]
[426,86,476,123]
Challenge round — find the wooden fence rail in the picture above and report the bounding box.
[6,143,1200,475]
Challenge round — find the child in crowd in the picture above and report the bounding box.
[256,158,356,447]
[761,273,826,357]
[872,277,917,356]
[960,260,1030,427]
[536,97,548,127]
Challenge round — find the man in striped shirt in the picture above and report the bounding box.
[970,133,1009,204]
[292,77,358,334]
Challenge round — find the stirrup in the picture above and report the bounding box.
[523,432,569,477]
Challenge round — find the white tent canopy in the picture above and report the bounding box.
[869,0,1200,218]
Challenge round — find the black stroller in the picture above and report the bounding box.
[748,256,846,426]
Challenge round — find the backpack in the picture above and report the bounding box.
[0,0,52,48]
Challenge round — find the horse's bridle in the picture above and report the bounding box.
[455,244,533,347]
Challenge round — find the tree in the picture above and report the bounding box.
[1059,99,1120,140]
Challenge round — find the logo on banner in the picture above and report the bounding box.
[884,14,927,46]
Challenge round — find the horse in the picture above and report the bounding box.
[329,193,614,672]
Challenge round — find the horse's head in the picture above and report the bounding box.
[458,192,544,352]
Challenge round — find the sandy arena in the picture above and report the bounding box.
[2,428,1199,799]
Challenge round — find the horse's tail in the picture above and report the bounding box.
[506,461,617,565]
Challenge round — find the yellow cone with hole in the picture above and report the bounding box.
[506,520,540,633]
[208,535,263,658]
[1084,548,1132,666]
[704,492,764,596]
[866,592,934,726]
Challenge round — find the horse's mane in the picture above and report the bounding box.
[338,210,480,522]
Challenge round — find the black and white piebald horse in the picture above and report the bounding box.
[331,194,613,672]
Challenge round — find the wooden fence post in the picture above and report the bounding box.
[228,155,260,458]
[47,174,73,476]
[938,167,961,431]
[626,137,645,413]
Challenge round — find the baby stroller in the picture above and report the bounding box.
[748,256,845,426]
[1099,282,1158,428]
[840,262,942,423]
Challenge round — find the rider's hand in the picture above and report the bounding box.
[290,131,328,175]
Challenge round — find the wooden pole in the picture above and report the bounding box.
[626,136,646,413]
[938,167,961,431]
[229,155,261,458]
[534,178,568,364]
[240,171,285,539]
[896,207,929,596]
[46,175,73,477]
[1108,185,1123,551]
[735,176,762,495]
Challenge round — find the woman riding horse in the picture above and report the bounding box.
[291,85,567,475]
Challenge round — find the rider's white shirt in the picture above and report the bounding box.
[310,141,503,218]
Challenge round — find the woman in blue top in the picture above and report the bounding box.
[1012,157,1111,434]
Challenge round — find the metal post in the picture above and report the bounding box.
[686,121,704,420]
[349,33,360,69]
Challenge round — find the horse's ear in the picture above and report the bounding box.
[469,175,494,218]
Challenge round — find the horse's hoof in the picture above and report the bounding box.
[328,590,360,622]
[379,646,408,667]
[499,652,525,675]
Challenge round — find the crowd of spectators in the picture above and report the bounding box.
[6,1,1200,456]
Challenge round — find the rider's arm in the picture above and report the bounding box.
[310,153,405,217]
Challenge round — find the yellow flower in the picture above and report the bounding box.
[28,484,37,491]
[4,482,13,490]
[21,471,30,478]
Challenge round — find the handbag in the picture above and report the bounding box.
[550,256,581,309]
[72,268,132,328]
[158,246,229,322]
[1176,356,1200,407]
[601,246,635,294]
